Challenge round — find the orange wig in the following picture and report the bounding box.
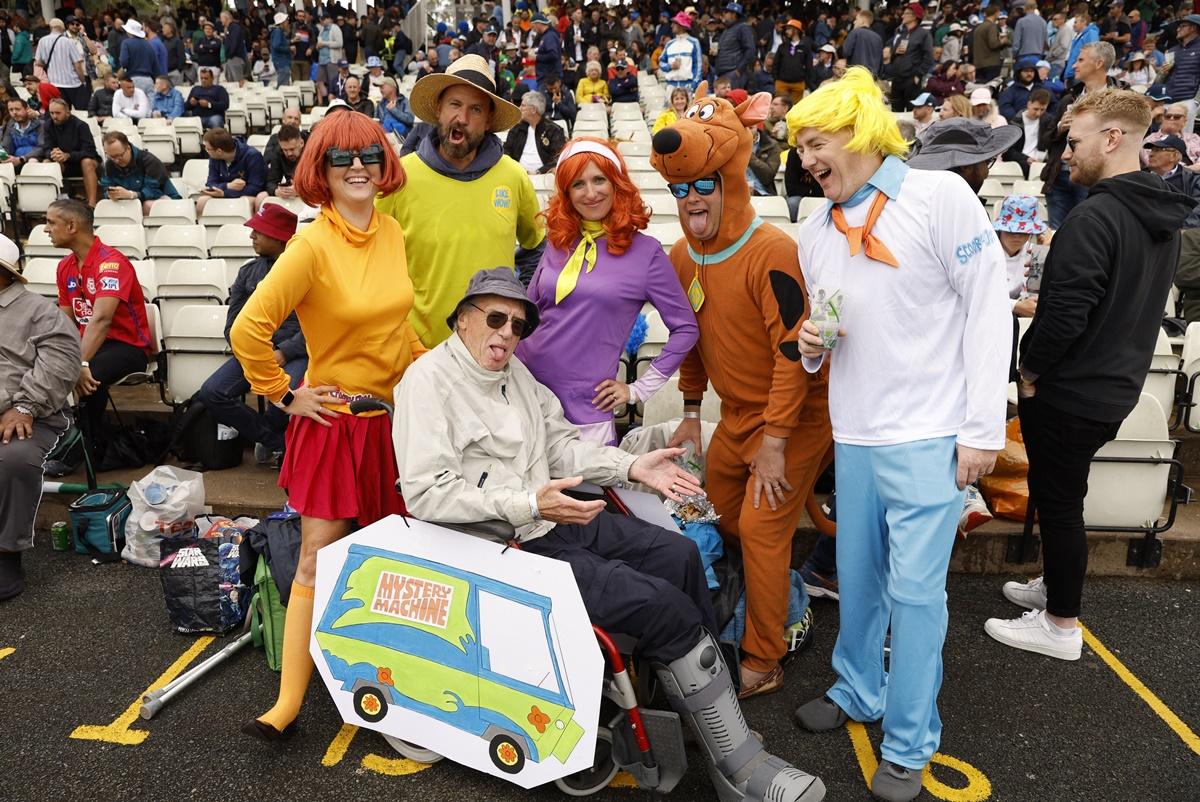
[543,137,649,256]
[292,110,405,207]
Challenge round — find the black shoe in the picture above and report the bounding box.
[0,552,24,601]
[241,718,298,742]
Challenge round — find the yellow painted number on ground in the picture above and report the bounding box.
[70,636,215,746]
[846,721,992,802]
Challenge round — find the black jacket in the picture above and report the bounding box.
[773,37,813,84]
[1159,166,1200,229]
[502,118,566,174]
[1019,172,1194,421]
[225,255,306,359]
[888,24,934,80]
[32,115,98,162]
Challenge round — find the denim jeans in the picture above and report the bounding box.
[1045,167,1089,230]
[197,355,306,451]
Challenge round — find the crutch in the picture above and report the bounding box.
[139,625,256,720]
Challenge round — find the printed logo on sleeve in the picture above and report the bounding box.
[99,261,121,273]
[955,228,998,265]
[99,276,120,292]
[66,277,78,291]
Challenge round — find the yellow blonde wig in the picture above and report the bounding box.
[786,67,909,158]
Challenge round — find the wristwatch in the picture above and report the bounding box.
[274,389,296,410]
[14,404,34,417]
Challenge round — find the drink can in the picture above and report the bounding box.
[51,521,71,552]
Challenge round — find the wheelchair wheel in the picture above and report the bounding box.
[553,726,620,796]
[381,734,445,764]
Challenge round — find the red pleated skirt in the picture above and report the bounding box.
[278,412,407,524]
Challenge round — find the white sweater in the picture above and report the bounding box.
[112,88,151,119]
[799,167,1011,450]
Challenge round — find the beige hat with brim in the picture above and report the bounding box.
[409,54,522,132]
[0,235,26,283]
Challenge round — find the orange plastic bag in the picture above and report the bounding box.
[979,417,1030,521]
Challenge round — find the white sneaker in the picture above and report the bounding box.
[984,609,1082,661]
[1002,576,1047,610]
[958,485,993,539]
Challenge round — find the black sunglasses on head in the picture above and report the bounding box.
[469,302,529,337]
[325,144,385,167]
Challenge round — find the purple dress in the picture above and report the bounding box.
[516,231,699,444]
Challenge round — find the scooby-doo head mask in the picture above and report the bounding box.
[650,82,772,254]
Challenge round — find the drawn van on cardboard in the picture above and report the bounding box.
[314,537,591,780]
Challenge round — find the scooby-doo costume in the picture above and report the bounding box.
[650,84,833,688]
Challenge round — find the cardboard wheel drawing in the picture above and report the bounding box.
[311,515,603,789]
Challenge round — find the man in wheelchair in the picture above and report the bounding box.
[392,268,825,802]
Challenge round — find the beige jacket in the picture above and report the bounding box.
[393,334,637,542]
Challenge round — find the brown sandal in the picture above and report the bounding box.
[737,664,784,700]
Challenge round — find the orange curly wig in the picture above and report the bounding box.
[542,137,649,256]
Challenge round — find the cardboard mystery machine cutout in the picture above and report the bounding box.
[311,516,603,788]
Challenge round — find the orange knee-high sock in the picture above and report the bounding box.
[257,581,315,731]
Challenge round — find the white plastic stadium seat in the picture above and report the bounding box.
[1141,328,1180,423]
[641,375,722,427]
[130,259,158,299]
[646,194,679,222]
[644,221,681,251]
[796,196,828,222]
[15,162,64,217]
[149,224,209,260]
[157,260,228,337]
[200,197,254,231]
[146,199,199,227]
[20,258,61,298]
[96,224,147,260]
[173,117,204,156]
[180,158,211,196]
[24,226,69,258]
[163,305,233,405]
[208,223,256,273]
[93,199,144,227]
[1084,393,1177,529]
[750,195,791,225]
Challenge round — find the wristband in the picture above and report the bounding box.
[683,399,702,408]
[683,410,701,420]
[528,492,541,521]
[80,360,89,368]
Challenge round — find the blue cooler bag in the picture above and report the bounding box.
[67,490,132,563]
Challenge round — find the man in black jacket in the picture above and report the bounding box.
[88,72,119,123]
[1144,135,1200,228]
[502,90,566,174]
[715,2,757,89]
[32,98,99,206]
[773,19,812,102]
[886,3,934,111]
[986,90,1195,661]
[197,204,305,466]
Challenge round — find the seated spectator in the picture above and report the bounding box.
[993,195,1044,318]
[259,123,305,205]
[342,76,374,116]
[747,121,781,196]
[2,99,42,167]
[998,56,1043,119]
[1145,136,1200,229]
[326,59,351,100]
[99,130,182,214]
[263,107,307,165]
[575,60,610,104]
[1035,59,1066,99]
[112,73,151,120]
[150,75,184,120]
[48,199,152,451]
[375,78,414,139]
[186,67,230,129]
[653,86,690,133]
[365,55,386,88]
[197,127,267,214]
[1122,52,1156,87]
[969,87,1005,127]
[88,72,119,123]
[198,205,306,466]
[32,99,100,206]
[542,75,577,133]
[0,233,80,601]
[1143,103,1200,167]
[393,268,826,802]
[608,58,638,103]
[764,93,791,143]
[23,75,61,114]
[939,92,971,121]
[502,91,566,175]
[1012,88,1053,164]
[749,55,775,95]
[912,92,937,137]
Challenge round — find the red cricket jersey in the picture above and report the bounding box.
[56,238,152,353]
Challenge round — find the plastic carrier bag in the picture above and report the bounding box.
[979,418,1030,522]
[160,516,257,634]
[124,466,206,567]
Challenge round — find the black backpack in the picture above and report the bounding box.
[168,396,243,471]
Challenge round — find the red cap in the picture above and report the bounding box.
[907,3,926,19]
[726,88,749,106]
[244,203,298,243]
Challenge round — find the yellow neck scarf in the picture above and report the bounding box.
[320,202,379,247]
[554,220,606,304]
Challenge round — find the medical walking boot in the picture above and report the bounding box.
[654,633,826,802]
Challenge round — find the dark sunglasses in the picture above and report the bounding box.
[1164,113,1186,120]
[668,176,719,199]
[325,144,385,167]
[469,302,528,337]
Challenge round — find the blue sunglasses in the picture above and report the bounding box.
[668,177,719,199]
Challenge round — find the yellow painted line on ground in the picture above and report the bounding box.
[361,752,435,776]
[846,722,991,801]
[609,770,639,788]
[0,647,14,661]
[321,723,358,767]
[70,635,215,746]
[1080,621,1200,757]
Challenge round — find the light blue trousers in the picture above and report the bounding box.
[826,436,964,770]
